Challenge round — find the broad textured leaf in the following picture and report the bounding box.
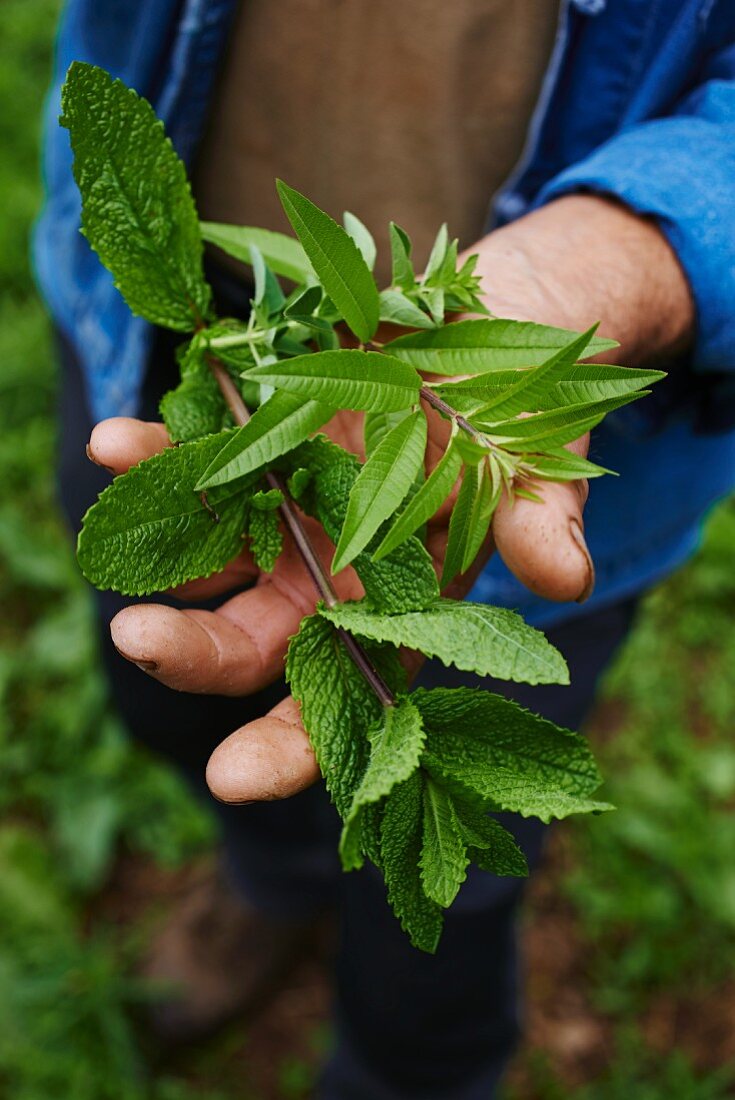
[277,180,379,342]
[384,319,617,376]
[200,221,314,283]
[378,289,434,329]
[160,375,228,442]
[61,63,210,330]
[455,800,528,877]
[247,507,283,572]
[197,390,335,488]
[246,349,421,413]
[479,392,646,451]
[436,363,664,416]
[416,688,613,823]
[389,222,415,289]
[333,411,427,571]
[374,436,462,559]
[285,615,403,817]
[343,211,377,271]
[420,779,468,907]
[340,697,425,870]
[321,599,569,685]
[77,431,256,595]
[381,773,443,953]
[283,436,439,612]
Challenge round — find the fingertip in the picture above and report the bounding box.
[206,700,319,804]
[110,603,216,690]
[88,417,170,474]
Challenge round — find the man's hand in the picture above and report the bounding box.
[87,194,694,806]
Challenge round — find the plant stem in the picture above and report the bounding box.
[420,385,493,447]
[207,355,396,709]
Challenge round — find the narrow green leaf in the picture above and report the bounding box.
[363,409,411,457]
[423,224,449,281]
[439,459,498,587]
[374,434,462,559]
[200,221,315,283]
[282,436,440,612]
[384,319,618,376]
[333,411,427,572]
[378,289,435,329]
[389,223,415,290]
[197,390,335,488]
[250,243,285,314]
[77,431,257,595]
[61,62,211,330]
[479,392,646,451]
[343,211,377,271]
[246,349,421,413]
[523,450,613,481]
[416,687,614,823]
[381,774,444,953]
[436,363,664,415]
[277,180,379,342]
[420,779,469,907]
[285,615,403,817]
[321,598,569,685]
[339,697,426,870]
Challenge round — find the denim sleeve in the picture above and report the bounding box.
[535,49,735,375]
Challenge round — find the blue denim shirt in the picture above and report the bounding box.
[34,0,735,627]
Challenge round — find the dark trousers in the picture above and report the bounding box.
[58,316,637,1099]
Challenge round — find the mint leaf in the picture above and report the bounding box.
[160,374,228,442]
[416,687,613,823]
[343,211,377,271]
[321,599,568,685]
[384,319,617,376]
[197,390,335,488]
[420,778,468,907]
[246,349,421,413]
[286,615,403,817]
[455,800,528,877]
[381,774,443,953]
[200,221,315,284]
[277,180,379,342]
[374,435,462,559]
[339,696,425,870]
[333,410,427,572]
[284,437,439,612]
[61,62,210,330]
[247,505,283,572]
[77,432,256,595]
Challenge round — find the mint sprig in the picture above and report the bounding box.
[63,62,657,952]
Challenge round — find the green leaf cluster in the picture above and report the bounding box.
[64,63,655,951]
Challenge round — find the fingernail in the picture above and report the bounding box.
[86,443,115,474]
[113,641,158,672]
[569,517,595,603]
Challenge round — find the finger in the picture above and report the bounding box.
[492,434,594,604]
[206,696,319,804]
[110,579,308,695]
[87,417,170,475]
[170,554,259,601]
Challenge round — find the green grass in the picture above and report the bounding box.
[2,1,735,1097]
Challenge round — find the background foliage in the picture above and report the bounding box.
[1,0,733,1095]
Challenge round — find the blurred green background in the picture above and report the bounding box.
[2,1,734,1096]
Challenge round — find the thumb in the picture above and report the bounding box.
[491,434,594,604]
